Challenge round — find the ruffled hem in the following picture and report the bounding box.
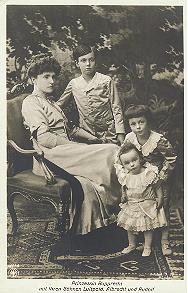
[117,207,167,232]
[117,221,166,232]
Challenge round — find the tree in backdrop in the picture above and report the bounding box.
[7,5,183,199]
[7,6,183,127]
[93,6,183,99]
[7,5,183,92]
[7,5,183,133]
[7,5,111,90]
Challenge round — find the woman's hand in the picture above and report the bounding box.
[88,138,103,144]
[71,128,103,144]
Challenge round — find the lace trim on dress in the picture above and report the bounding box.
[124,162,158,189]
[114,160,159,188]
[114,160,128,186]
[125,131,162,156]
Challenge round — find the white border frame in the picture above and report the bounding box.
[0,1,187,292]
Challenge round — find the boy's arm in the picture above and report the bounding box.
[57,80,73,108]
[155,184,164,210]
[157,136,177,181]
[109,79,125,144]
[121,186,127,204]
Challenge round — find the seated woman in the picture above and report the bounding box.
[21,54,121,236]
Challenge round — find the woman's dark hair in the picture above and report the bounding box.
[73,44,95,61]
[27,54,61,79]
[125,104,152,124]
[10,54,61,95]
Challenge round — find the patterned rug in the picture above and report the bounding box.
[7,208,184,279]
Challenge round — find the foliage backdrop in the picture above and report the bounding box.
[7,5,184,201]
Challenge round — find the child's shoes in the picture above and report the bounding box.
[136,243,144,252]
[142,247,152,257]
[161,240,172,256]
[121,245,136,254]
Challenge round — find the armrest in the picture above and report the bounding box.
[8,140,37,154]
[7,139,56,185]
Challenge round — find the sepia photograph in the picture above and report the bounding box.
[4,1,185,288]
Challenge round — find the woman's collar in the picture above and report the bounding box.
[32,90,54,102]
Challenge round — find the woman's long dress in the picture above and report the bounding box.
[22,91,121,235]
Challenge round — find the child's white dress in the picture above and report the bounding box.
[114,162,167,232]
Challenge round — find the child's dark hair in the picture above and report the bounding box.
[125,104,152,124]
[73,44,96,61]
[118,142,141,158]
[27,54,61,79]
[118,142,144,166]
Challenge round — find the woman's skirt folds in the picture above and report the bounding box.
[33,143,121,234]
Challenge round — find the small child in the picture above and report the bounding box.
[123,104,177,255]
[114,142,167,257]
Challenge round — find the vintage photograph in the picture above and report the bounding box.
[6,4,184,281]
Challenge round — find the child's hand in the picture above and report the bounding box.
[154,178,163,187]
[117,134,125,145]
[121,195,127,204]
[156,196,163,210]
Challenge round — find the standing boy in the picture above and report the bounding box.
[57,44,125,145]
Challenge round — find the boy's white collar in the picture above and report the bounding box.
[126,130,162,156]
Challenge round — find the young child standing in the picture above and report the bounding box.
[57,44,125,145]
[122,105,177,255]
[114,142,167,257]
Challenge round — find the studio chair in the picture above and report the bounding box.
[7,94,71,237]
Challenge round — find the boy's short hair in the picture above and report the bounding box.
[27,54,61,79]
[73,44,96,61]
[125,104,152,123]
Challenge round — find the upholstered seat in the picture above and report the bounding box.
[7,94,71,236]
[8,169,70,197]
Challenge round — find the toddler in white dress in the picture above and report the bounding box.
[114,142,167,256]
